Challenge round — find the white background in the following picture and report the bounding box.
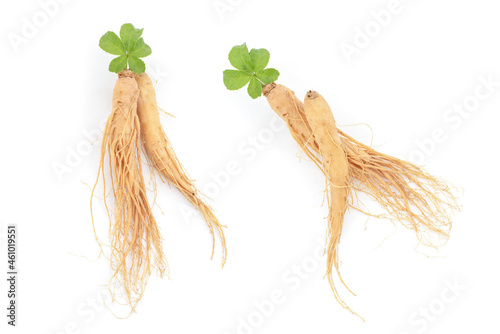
[1,0,500,333]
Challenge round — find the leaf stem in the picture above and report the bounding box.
[252,74,265,87]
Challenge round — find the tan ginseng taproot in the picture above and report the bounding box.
[263,83,458,244]
[135,72,227,265]
[264,83,459,316]
[91,69,167,313]
[303,90,361,318]
[94,23,226,315]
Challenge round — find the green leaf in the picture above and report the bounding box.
[223,70,252,90]
[228,43,253,72]
[100,24,152,74]
[99,32,125,56]
[256,68,280,84]
[247,77,262,99]
[130,38,152,58]
[120,23,143,52]
[223,44,280,99]
[249,48,270,72]
[128,56,146,74]
[109,55,128,73]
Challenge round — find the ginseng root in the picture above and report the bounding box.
[263,83,459,246]
[304,90,361,319]
[224,44,461,318]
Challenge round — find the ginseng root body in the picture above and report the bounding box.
[264,83,458,245]
[304,90,359,318]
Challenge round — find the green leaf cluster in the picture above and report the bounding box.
[99,23,152,74]
[223,43,280,99]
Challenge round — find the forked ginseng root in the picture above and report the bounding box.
[264,83,459,246]
[224,43,460,318]
[93,24,227,315]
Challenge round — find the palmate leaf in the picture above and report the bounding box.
[223,43,280,99]
[99,24,152,74]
